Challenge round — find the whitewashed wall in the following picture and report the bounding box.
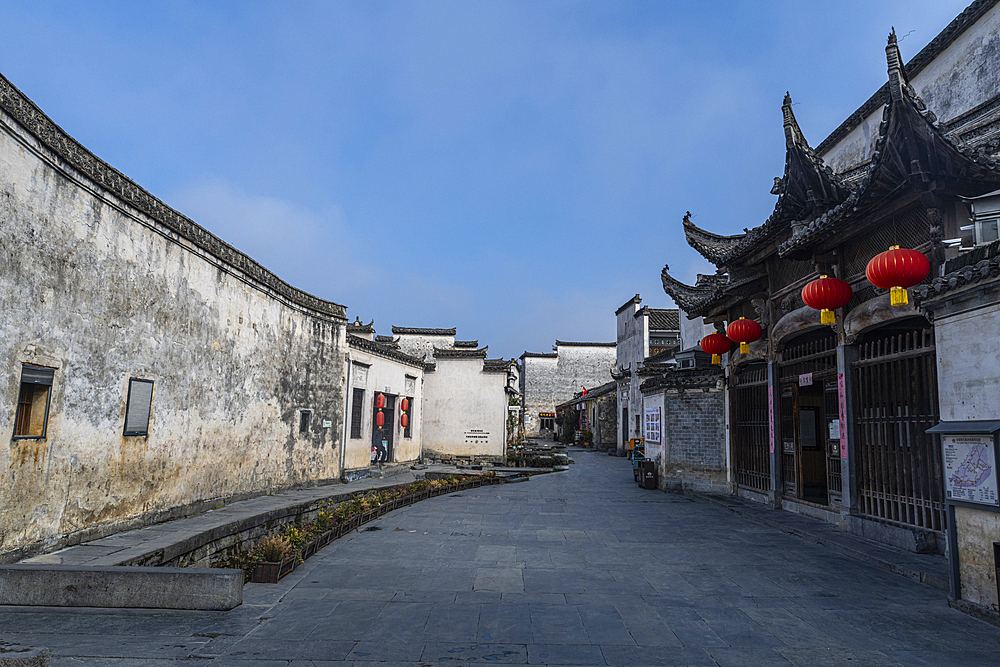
[422,359,507,458]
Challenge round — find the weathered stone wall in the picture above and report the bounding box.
[933,300,1000,612]
[522,344,616,439]
[821,3,1000,173]
[421,359,506,459]
[0,91,347,560]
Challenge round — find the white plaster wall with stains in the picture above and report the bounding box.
[421,359,507,458]
[342,349,423,472]
[821,4,1000,174]
[0,101,348,560]
[934,301,1000,611]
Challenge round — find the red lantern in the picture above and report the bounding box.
[375,393,386,409]
[801,275,853,325]
[700,333,733,365]
[726,317,763,355]
[865,246,930,306]
[401,413,408,428]
[376,411,384,428]
[400,397,409,413]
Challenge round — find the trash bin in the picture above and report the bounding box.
[641,460,657,490]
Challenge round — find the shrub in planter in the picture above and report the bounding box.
[249,534,297,583]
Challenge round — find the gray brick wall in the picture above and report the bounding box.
[658,387,726,483]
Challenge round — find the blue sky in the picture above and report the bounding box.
[1,1,972,359]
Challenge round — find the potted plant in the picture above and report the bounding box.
[250,534,296,583]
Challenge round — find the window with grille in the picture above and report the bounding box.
[123,378,154,436]
[14,365,54,439]
[350,388,365,439]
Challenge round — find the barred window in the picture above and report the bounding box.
[350,388,365,439]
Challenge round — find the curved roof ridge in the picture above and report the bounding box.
[660,265,724,314]
[682,212,747,265]
[779,29,1000,258]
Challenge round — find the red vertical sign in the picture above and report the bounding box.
[768,385,775,454]
[838,372,848,459]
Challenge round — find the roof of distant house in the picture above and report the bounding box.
[554,340,616,347]
[454,340,479,348]
[391,326,456,336]
[648,308,679,332]
[434,346,488,359]
[348,334,424,368]
[346,318,375,334]
[483,358,512,373]
[520,351,558,359]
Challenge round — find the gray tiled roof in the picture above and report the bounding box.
[454,340,479,348]
[647,308,679,332]
[348,334,424,369]
[434,346,488,359]
[392,326,456,335]
[554,341,616,347]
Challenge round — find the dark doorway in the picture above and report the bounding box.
[622,406,628,448]
[777,330,838,507]
[372,394,396,465]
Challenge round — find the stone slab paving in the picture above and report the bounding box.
[2,450,999,666]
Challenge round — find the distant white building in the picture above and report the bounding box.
[343,321,425,480]
[519,340,617,440]
[386,326,517,463]
[613,295,680,451]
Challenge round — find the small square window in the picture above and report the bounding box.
[14,365,54,439]
[123,378,154,436]
[299,410,311,434]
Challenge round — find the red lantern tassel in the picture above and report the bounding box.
[821,309,835,325]
[740,342,749,354]
[890,286,907,306]
[711,353,720,365]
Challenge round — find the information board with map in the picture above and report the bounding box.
[942,435,998,506]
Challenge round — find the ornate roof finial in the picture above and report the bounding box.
[782,92,807,150]
[683,211,692,225]
[886,26,907,102]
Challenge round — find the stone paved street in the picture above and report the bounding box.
[2,450,999,666]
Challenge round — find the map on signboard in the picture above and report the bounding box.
[943,435,999,506]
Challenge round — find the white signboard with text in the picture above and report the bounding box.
[644,407,663,461]
[943,434,998,506]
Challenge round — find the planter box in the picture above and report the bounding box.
[316,529,335,548]
[301,539,317,560]
[251,555,297,583]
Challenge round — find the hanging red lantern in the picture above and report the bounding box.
[400,397,409,413]
[700,333,733,365]
[376,411,385,428]
[375,393,386,409]
[865,246,930,306]
[726,317,763,355]
[401,413,408,428]
[801,275,853,325]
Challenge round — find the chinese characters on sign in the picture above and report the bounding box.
[942,435,998,506]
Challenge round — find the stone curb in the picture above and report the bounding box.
[0,565,242,611]
[692,493,950,592]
